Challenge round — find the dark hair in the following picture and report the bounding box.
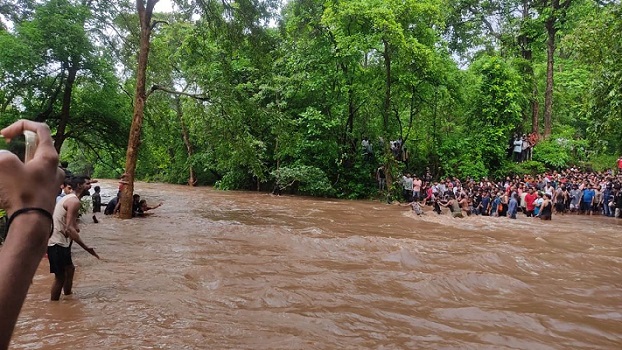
[67,176,87,190]
[94,186,101,192]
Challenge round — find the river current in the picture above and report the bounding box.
[9,180,622,349]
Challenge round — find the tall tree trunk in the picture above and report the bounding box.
[542,0,571,139]
[382,38,393,190]
[120,0,159,219]
[347,87,355,137]
[544,14,556,139]
[175,97,197,186]
[338,63,355,139]
[520,0,539,136]
[54,62,78,152]
[531,85,540,136]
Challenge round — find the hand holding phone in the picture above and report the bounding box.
[0,120,63,216]
[0,130,37,163]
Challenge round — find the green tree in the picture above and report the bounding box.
[0,0,130,158]
[464,56,523,176]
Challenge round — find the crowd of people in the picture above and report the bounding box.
[400,167,622,220]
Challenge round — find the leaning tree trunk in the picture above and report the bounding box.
[120,0,159,219]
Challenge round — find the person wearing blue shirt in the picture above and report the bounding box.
[581,185,596,215]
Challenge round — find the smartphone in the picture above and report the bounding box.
[0,131,37,162]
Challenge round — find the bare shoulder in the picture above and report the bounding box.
[64,196,81,211]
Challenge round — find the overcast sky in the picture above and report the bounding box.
[154,0,175,13]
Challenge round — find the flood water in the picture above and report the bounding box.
[10,180,622,349]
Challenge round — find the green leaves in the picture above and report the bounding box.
[271,165,335,196]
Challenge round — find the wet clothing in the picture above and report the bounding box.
[47,245,73,275]
[104,197,118,215]
[569,189,581,210]
[480,196,491,215]
[48,193,76,276]
[411,202,424,215]
[92,192,102,213]
[508,197,518,219]
[49,194,76,248]
[540,201,552,220]
[450,200,463,218]
[498,196,509,217]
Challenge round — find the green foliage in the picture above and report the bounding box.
[582,154,618,172]
[271,165,335,197]
[334,155,379,199]
[498,160,547,178]
[215,169,255,191]
[79,197,91,215]
[532,138,577,169]
[1,0,621,198]
[436,55,524,179]
[437,135,488,180]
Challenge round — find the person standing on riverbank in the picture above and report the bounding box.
[376,166,386,191]
[48,176,100,301]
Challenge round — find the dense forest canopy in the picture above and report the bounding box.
[1,0,621,199]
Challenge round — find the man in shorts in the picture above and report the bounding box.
[48,176,100,301]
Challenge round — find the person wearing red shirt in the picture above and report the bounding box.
[617,156,622,175]
[524,187,538,217]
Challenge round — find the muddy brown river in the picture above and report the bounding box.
[9,181,622,349]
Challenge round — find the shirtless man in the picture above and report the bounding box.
[458,193,471,216]
[0,120,65,348]
[440,194,464,218]
[48,176,100,301]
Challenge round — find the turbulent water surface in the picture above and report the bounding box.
[10,180,622,349]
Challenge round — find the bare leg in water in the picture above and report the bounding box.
[63,265,75,295]
[51,274,65,301]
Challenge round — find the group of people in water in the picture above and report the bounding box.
[401,167,622,220]
[99,173,162,218]
[56,170,163,220]
[49,170,162,303]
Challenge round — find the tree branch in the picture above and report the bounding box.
[145,0,158,17]
[146,85,211,101]
[150,20,168,30]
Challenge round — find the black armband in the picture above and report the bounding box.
[5,207,54,238]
